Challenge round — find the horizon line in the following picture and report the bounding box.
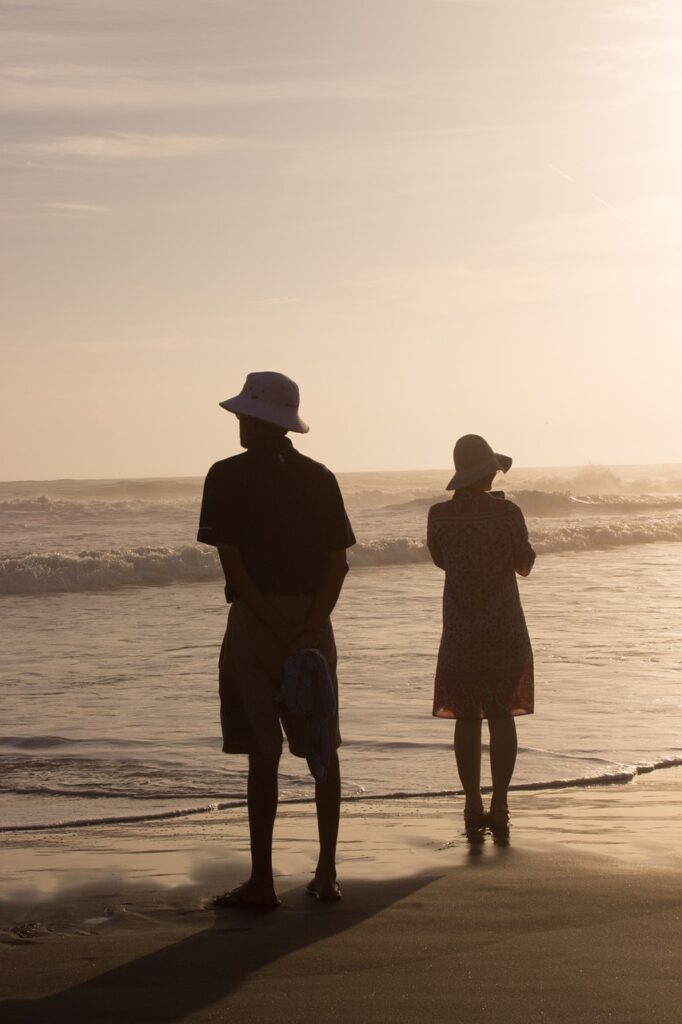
[1,460,682,486]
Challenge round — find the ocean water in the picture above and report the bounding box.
[1,464,681,832]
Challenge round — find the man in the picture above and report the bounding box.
[197,371,355,907]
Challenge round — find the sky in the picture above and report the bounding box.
[2,0,682,479]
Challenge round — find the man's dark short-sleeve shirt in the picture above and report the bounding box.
[197,436,356,601]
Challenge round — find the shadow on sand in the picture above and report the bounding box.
[1,873,440,1022]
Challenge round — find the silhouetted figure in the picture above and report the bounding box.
[198,372,355,905]
[427,435,535,844]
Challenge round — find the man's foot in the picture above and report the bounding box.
[306,877,342,902]
[212,880,281,910]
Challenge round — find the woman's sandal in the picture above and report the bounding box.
[486,808,511,843]
[463,809,487,844]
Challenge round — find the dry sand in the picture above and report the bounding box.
[1,768,681,1023]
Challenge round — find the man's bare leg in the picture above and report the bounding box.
[308,749,342,900]
[231,751,280,905]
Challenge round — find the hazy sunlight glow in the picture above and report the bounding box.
[2,0,681,477]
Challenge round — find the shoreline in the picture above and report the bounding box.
[1,767,680,1021]
[2,766,680,902]
[3,755,682,836]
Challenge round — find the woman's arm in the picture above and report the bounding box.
[427,516,445,570]
[510,506,536,577]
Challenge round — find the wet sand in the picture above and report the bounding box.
[2,768,681,1023]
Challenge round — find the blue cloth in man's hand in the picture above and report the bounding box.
[279,648,336,781]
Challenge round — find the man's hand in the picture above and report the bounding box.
[284,549,347,655]
[270,617,300,652]
[217,545,303,652]
[288,627,324,655]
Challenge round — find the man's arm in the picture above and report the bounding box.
[291,549,349,652]
[216,544,295,648]
[217,545,349,653]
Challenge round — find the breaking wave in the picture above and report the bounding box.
[386,490,682,516]
[0,495,195,516]
[4,489,682,520]
[353,516,682,564]
[2,512,682,594]
[0,546,220,594]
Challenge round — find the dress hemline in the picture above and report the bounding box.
[433,706,534,721]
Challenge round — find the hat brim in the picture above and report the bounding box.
[219,394,309,433]
[446,452,512,491]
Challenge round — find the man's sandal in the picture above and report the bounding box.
[305,880,342,902]
[212,888,281,910]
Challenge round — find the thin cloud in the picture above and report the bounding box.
[43,201,112,214]
[509,195,682,264]
[571,38,682,87]
[346,194,682,314]
[600,1,682,24]
[10,133,242,161]
[3,64,421,114]
[389,124,520,138]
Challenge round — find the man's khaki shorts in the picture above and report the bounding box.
[218,595,342,757]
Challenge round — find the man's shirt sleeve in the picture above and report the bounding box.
[196,463,240,547]
[323,473,356,551]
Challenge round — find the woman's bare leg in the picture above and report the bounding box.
[454,719,484,816]
[488,717,517,813]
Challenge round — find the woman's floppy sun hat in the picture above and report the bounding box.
[446,434,512,490]
[219,371,309,434]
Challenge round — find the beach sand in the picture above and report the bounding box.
[2,768,681,1023]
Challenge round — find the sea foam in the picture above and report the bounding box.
[0,546,219,594]
[2,512,682,593]
[2,756,680,833]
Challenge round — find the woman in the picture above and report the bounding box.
[427,434,535,843]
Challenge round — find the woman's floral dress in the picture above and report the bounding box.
[427,491,535,720]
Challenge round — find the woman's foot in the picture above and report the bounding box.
[486,806,511,843]
[463,807,487,844]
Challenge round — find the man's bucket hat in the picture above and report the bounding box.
[219,371,309,433]
[446,434,512,490]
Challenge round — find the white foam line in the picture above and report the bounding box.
[2,759,680,835]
